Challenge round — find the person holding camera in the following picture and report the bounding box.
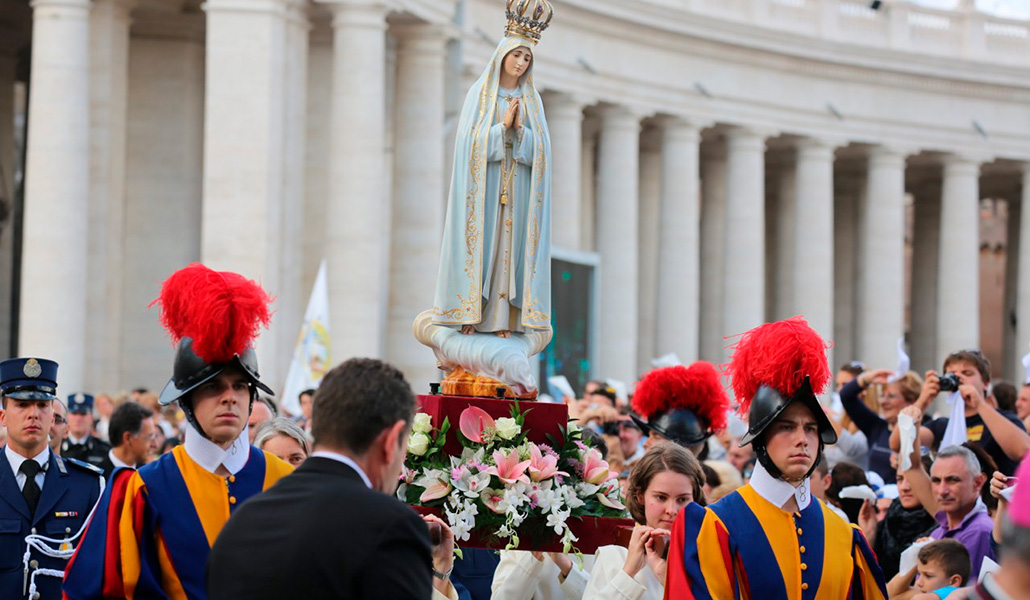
[890,350,1029,476]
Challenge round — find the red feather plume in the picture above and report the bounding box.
[725,316,831,417]
[632,362,730,433]
[150,263,272,364]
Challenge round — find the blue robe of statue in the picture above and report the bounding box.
[432,35,552,333]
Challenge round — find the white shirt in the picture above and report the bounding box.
[66,434,89,446]
[492,550,592,600]
[107,448,133,470]
[183,425,251,475]
[310,450,372,489]
[6,445,49,492]
[748,460,812,510]
[583,544,663,600]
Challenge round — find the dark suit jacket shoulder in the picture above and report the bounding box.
[207,456,434,600]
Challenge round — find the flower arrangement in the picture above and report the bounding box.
[399,402,628,552]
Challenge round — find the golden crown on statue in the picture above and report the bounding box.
[505,0,554,43]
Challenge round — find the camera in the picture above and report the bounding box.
[938,373,961,392]
[602,421,620,436]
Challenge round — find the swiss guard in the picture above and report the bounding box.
[0,357,103,600]
[664,316,888,600]
[62,264,293,600]
[631,361,730,457]
[60,394,110,469]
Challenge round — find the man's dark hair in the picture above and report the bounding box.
[826,461,869,523]
[109,402,154,448]
[311,358,414,454]
[943,349,991,384]
[839,361,865,377]
[299,389,315,400]
[992,381,1017,413]
[918,539,970,586]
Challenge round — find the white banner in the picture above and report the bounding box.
[281,260,331,416]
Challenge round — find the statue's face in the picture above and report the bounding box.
[502,46,532,81]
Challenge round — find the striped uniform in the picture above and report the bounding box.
[62,445,292,600]
[664,484,887,600]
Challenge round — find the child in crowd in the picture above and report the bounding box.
[887,539,970,600]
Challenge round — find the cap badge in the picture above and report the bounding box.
[23,359,42,378]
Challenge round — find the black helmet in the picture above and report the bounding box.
[631,362,730,451]
[158,337,273,406]
[631,408,711,447]
[738,376,837,448]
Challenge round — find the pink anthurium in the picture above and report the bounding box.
[597,492,626,511]
[459,406,496,444]
[528,444,568,482]
[487,449,531,485]
[581,449,611,485]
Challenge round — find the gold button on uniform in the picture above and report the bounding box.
[799,546,806,554]
[801,583,809,591]
[797,528,803,535]
[801,563,808,571]
[228,475,236,483]
[229,496,237,505]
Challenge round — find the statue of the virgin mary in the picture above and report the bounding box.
[432,0,553,339]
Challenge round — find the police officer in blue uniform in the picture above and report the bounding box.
[0,358,104,600]
[60,394,109,469]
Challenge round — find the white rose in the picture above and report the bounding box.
[412,412,433,434]
[494,417,521,440]
[408,432,431,456]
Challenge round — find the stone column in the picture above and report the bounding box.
[793,138,835,358]
[699,145,727,363]
[387,23,448,387]
[596,106,640,384]
[655,118,702,363]
[544,92,585,251]
[910,181,942,373]
[86,0,134,392]
[722,127,766,338]
[326,0,390,360]
[202,0,288,386]
[1016,166,1030,380]
[581,116,598,251]
[935,155,981,360]
[20,0,92,391]
[857,147,907,370]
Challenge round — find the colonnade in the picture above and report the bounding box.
[5,0,1030,395]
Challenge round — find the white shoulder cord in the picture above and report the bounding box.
[22,475,106,599]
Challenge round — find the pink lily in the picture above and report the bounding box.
[581,449,611,485]
[487,449,531,485]
[528,444,568,482]
[459,406,496,444]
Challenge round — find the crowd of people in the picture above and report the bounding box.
[1,265,1029,600]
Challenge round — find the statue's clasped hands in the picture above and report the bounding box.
[503,98,523,131]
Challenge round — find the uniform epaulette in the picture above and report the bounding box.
[63,456,104,476]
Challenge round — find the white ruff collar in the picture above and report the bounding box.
[749,460,812,511]
[183,425,250,475]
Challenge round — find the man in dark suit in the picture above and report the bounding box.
[0,358,104,600]
[96,402,157,478]
[207,358,458,599]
